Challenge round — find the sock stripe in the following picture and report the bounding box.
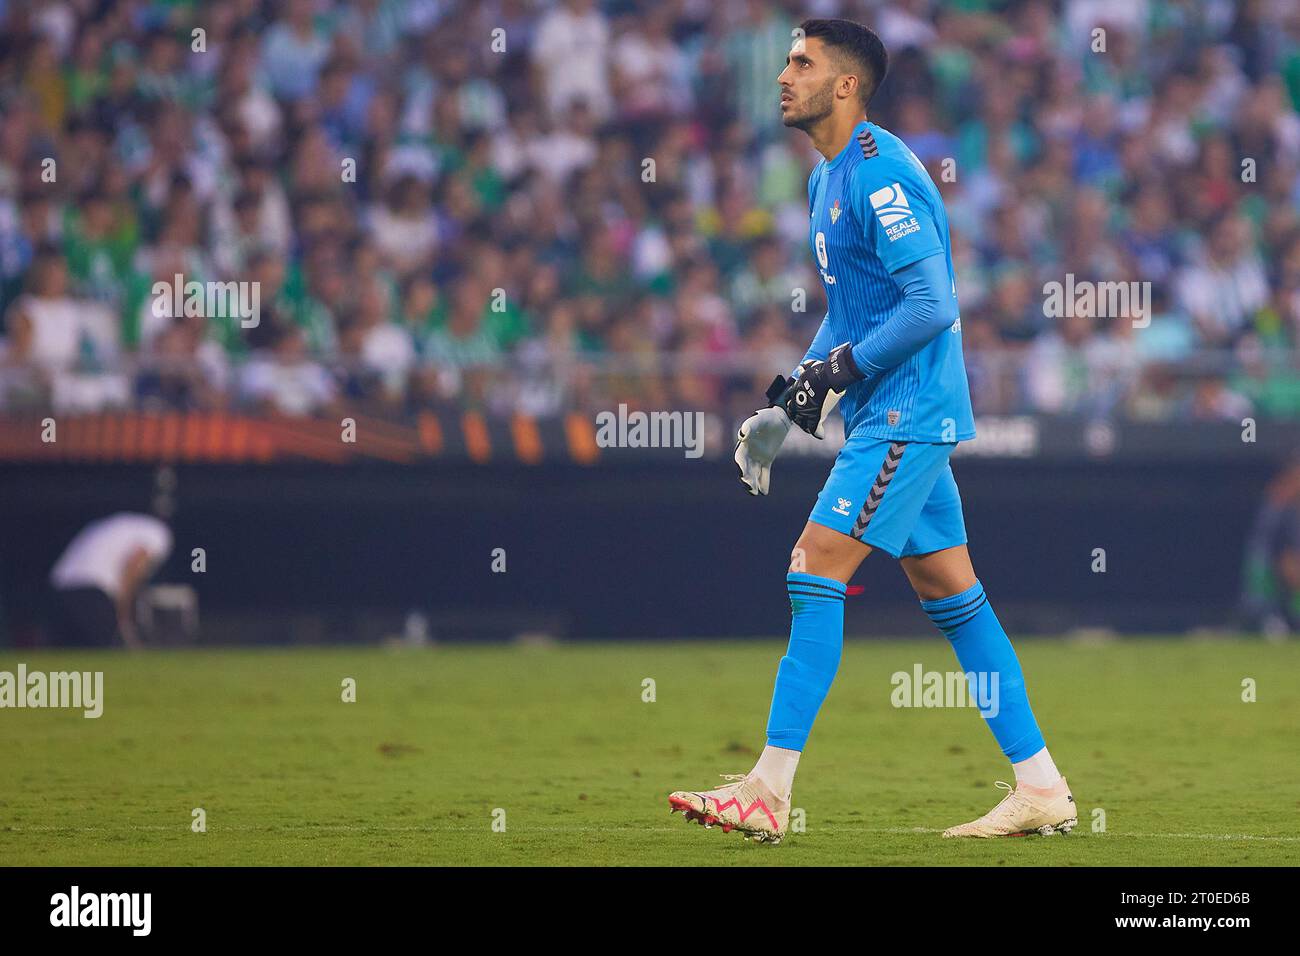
[925,587,982,616]
[925,592,988,625]
[788,588,846,603]
[933,598,988,631]
[787,579,847,597]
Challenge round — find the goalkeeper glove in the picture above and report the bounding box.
[775,342,863,439]
[733,373,796,496]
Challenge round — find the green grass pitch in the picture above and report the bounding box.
[1,639,1297,866]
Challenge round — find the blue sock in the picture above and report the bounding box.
[766,572,847,751]
[921,581,1045,761]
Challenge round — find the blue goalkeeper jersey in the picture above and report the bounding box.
[806,120,975,443]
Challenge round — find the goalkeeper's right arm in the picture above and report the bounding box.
[733,312,835,495]
[794,311,835,376]
[734,311,842,495]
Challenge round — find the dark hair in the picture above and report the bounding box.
[800,18,888,107]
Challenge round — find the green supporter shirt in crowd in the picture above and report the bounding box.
[421,325,502,369]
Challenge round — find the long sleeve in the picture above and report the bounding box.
[795,311,836,376]
[849,251,958,377]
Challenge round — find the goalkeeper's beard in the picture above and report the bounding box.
[783,78,837,131]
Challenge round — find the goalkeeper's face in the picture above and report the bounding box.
[778,38,840,130]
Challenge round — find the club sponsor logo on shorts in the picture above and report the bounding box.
[887,409,901,426]
[868,183,921,242]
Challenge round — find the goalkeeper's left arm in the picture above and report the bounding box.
[774,252,957,439]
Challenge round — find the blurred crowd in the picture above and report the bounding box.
[1,0,1300,424]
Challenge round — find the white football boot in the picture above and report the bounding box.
[668,773,789,844]
[943,778,1078,838]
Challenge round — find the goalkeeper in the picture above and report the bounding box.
[668,18,1075,845]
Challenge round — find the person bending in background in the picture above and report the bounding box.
[49,512,173,648]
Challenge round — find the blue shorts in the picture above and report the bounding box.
[808,434,967,559]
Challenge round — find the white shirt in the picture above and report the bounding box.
[50,513,173,599]
[363,323,415,374]
[367,204,439,273]
[240,355,336,416]
[532,6,611,120]
[17,295,83,370]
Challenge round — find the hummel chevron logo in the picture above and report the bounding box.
[852,442,906,540]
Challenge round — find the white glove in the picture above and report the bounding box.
[734,405,793,496]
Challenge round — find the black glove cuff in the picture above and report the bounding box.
[765,373,794,406]
[825,343,865,390]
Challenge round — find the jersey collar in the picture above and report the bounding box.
[825,121,872,171]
